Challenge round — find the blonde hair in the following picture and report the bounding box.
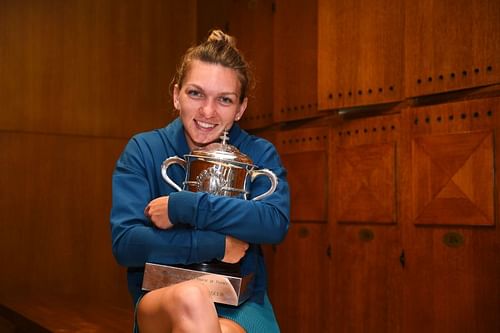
[172,30,252,103]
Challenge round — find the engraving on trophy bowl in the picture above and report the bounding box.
[196,164,234,195]
[184,159,247,198]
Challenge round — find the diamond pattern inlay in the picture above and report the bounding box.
[336,143,395,223]
[412,130,494,226]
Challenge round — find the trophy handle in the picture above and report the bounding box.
[161,156,186,192]
[250,169,278,201]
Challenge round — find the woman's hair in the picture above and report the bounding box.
[172,29,252,103]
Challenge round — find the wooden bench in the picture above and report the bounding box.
[0,295,134,332]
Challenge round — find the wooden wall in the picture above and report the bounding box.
[1,0,499,332]
[221,0,500,332]
[0,0,196,311]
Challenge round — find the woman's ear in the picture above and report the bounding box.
[173,84,180,110]
[235,97,248,121]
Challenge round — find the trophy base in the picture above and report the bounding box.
[183,260,242,276]
[142,262,254,306]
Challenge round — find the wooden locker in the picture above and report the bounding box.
[329,113,403,332]
[274,0,319,123]
[264,126,330,332]
[400,97,500,332]
[405,0,500,98]
[318,0,404,110]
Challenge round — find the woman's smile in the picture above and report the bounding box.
[194,119,217,130]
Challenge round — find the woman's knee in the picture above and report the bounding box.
[140,280,213,315]
[137,281,215,331]
[170,280,213,311]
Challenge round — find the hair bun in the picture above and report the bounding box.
[207,29,236,47]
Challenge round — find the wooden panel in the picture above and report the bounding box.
[405,0,500,97]
[412,131,494,226]
[329,113,401,331]
[336,143,396,223]
[409,97,498,228]
[274,0,319,122]
[327,224,402,332]
[410,97,498,136]
[228,0,275,130]
[0,0,196,137]
[276,127,329,222]
[400,97,500,332]
[196,0,230,43]
[263,223,330,333]
[318,0,404,110]
[0,131,129,306]
[401,227,500,332]
[247,126,277,146]
[333,114,400,224]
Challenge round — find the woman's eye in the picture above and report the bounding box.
[187,90,202,98]
[218,96,234,105]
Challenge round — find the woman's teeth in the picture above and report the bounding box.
[196,120,216,129]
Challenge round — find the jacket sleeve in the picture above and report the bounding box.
[168,141,290,244]
[110,138,226,267]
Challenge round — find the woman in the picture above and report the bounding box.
[110,30,290,333]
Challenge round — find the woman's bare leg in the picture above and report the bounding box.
[137,280,222,333]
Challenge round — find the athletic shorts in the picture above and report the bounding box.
[216,294,280,333]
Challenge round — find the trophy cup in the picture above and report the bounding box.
[141,131,278,305]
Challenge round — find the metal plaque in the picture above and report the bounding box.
[142,262,254,306]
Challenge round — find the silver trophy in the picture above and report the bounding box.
[142,131,278,305]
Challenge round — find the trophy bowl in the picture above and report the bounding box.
[161,132,277,201]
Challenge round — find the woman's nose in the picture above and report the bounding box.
[199,98,217,118]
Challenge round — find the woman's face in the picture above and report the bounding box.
[173,60,247,150]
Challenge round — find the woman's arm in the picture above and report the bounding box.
[168,141,290,244]
[110,138,226,268]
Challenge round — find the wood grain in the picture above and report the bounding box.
[318,0,404,110]
[405,0,500,97]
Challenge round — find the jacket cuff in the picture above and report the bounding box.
[191,230,226,262]
[168,191,198,226]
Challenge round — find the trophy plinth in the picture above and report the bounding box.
[142,131,278,305]
[142,262,254,306]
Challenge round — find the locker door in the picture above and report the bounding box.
[400,97,500,332]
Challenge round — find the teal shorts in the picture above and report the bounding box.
[216,294,280,333]
[134,293,280,333]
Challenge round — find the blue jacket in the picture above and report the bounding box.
[110,118,290,305]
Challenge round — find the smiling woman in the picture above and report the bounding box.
[110,29,290,333]
[174,60,248,150]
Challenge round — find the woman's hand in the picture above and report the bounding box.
[222,236,249,263]
[144,196,173,229]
